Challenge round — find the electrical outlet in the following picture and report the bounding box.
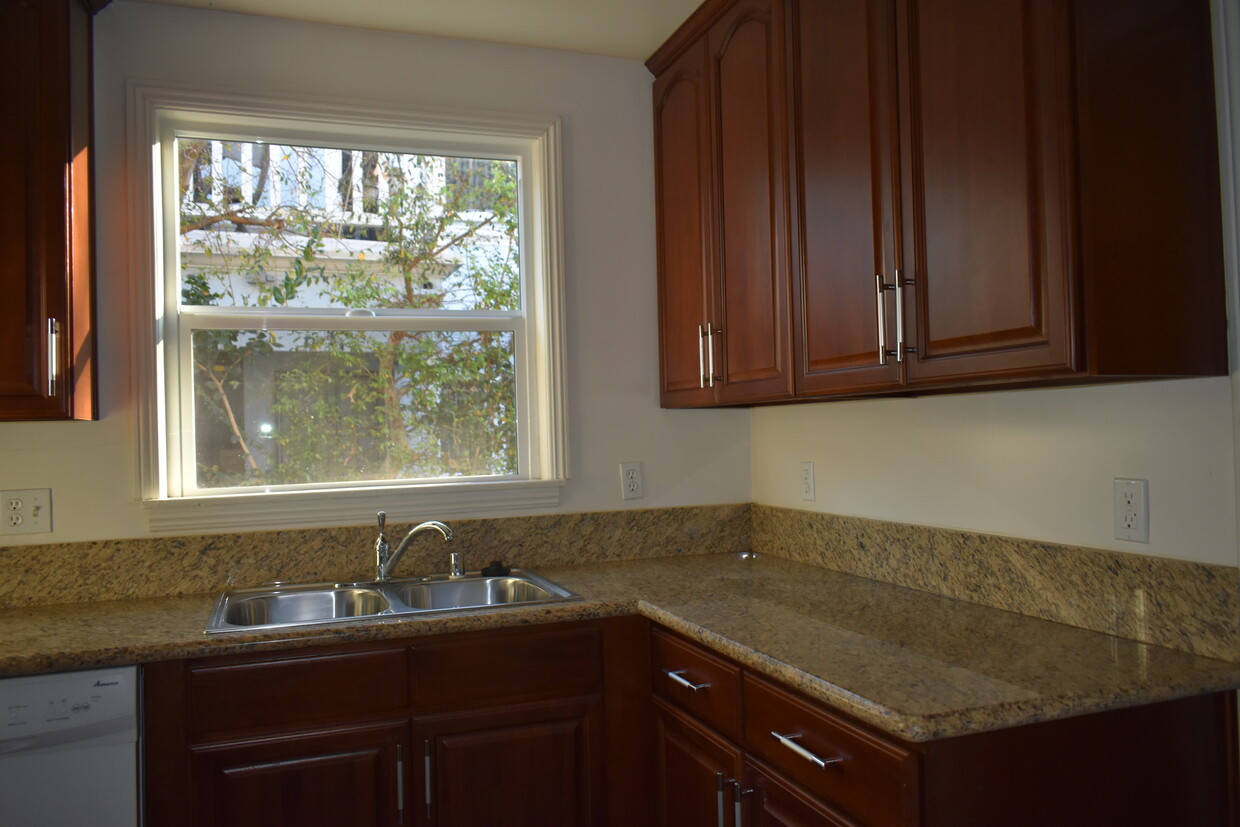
[620,462,645,500]
[1,488,52,535]
[1113,478,1149,543]
[800,461,816,501]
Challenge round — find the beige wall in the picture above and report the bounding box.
[751,379,1237,565]
[0,1,751,544]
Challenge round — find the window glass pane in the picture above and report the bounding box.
[190,328,518,489]
[177,138,520,312]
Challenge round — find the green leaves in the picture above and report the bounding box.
[179,138,523,489]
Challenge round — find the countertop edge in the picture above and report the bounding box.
[3,555,1239,743]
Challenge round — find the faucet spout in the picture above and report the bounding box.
[378,519,452,581]
[373,511,390,581]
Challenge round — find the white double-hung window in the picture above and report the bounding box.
[131,86,566,531]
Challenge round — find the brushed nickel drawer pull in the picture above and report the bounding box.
[771,730,842,769]
[665,668,710,692]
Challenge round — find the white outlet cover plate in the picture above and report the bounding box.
[1113,478,1149,543]
[1,488,52,535]
[800,461,816,501]
[620,462,645,500]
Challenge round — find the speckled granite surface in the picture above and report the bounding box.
[1,553,1238,742]
[752,506,1240,662]
[0,504,750,607]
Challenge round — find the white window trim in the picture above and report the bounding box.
[127,81,568,533]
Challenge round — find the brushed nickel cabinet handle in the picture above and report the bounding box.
[706,324,718,387]
[698,324,707,388]
[875,274,888,366]
[733,779,754,826]
[891,269,916,361]
[665,668,710,692]
[423,739,433,820]
[395,744,405,824]
[893,271,905,362]
[47,318,60,397]
[771,730,842,769]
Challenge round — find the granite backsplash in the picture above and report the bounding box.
[1,502,1235,661]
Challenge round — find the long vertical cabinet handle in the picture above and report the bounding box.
[706,324,718,387]
[881,269,915,362]
[47,318,60,397]
[875,275,888,366]
[894,269,917,362]
[715,771,727,827]
[396,744,405,824]
[893,269,906,362]
[423,739,433,821]
[733,780,754,826]
[698,324,707,388]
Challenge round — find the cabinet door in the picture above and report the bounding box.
[790,0,903,396]
[654,38,718,408]
[655,699,744,827]
[416,696,603,827]
[708,0,793,404]
[0,0,95,419]
[189,721,409,827]
[897,0,1078,385]
[743,759,859,827]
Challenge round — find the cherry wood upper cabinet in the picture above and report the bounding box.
[651,0,1227,404]
[654,39,718,407]
[708,0,793,404]
[897,0,1078,385]
[651,0,793,407]
[789,0,903,395]
[898,0,1225,387]
[0,0,102,420]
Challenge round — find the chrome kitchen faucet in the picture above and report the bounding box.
[374,511,453,581]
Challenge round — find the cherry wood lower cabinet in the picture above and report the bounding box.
[417,697,603,827]
[142,618,1237,826]
[652,624,1238,827]
[143,618,652,827]
[189,720,408,827]
[655,700,745,826]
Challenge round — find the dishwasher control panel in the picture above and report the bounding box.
[0,666,137,750]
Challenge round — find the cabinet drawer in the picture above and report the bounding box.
[742,673,918,827]
[651,628,742,741]
[188,645,408,741]
[411,621,603,709]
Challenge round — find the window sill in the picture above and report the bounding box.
[143,479,564,534]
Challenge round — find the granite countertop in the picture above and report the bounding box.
[1,552,1238,742]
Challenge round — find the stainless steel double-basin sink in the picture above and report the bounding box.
[205,569,579,634]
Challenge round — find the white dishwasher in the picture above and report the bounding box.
[0,665,140,826]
